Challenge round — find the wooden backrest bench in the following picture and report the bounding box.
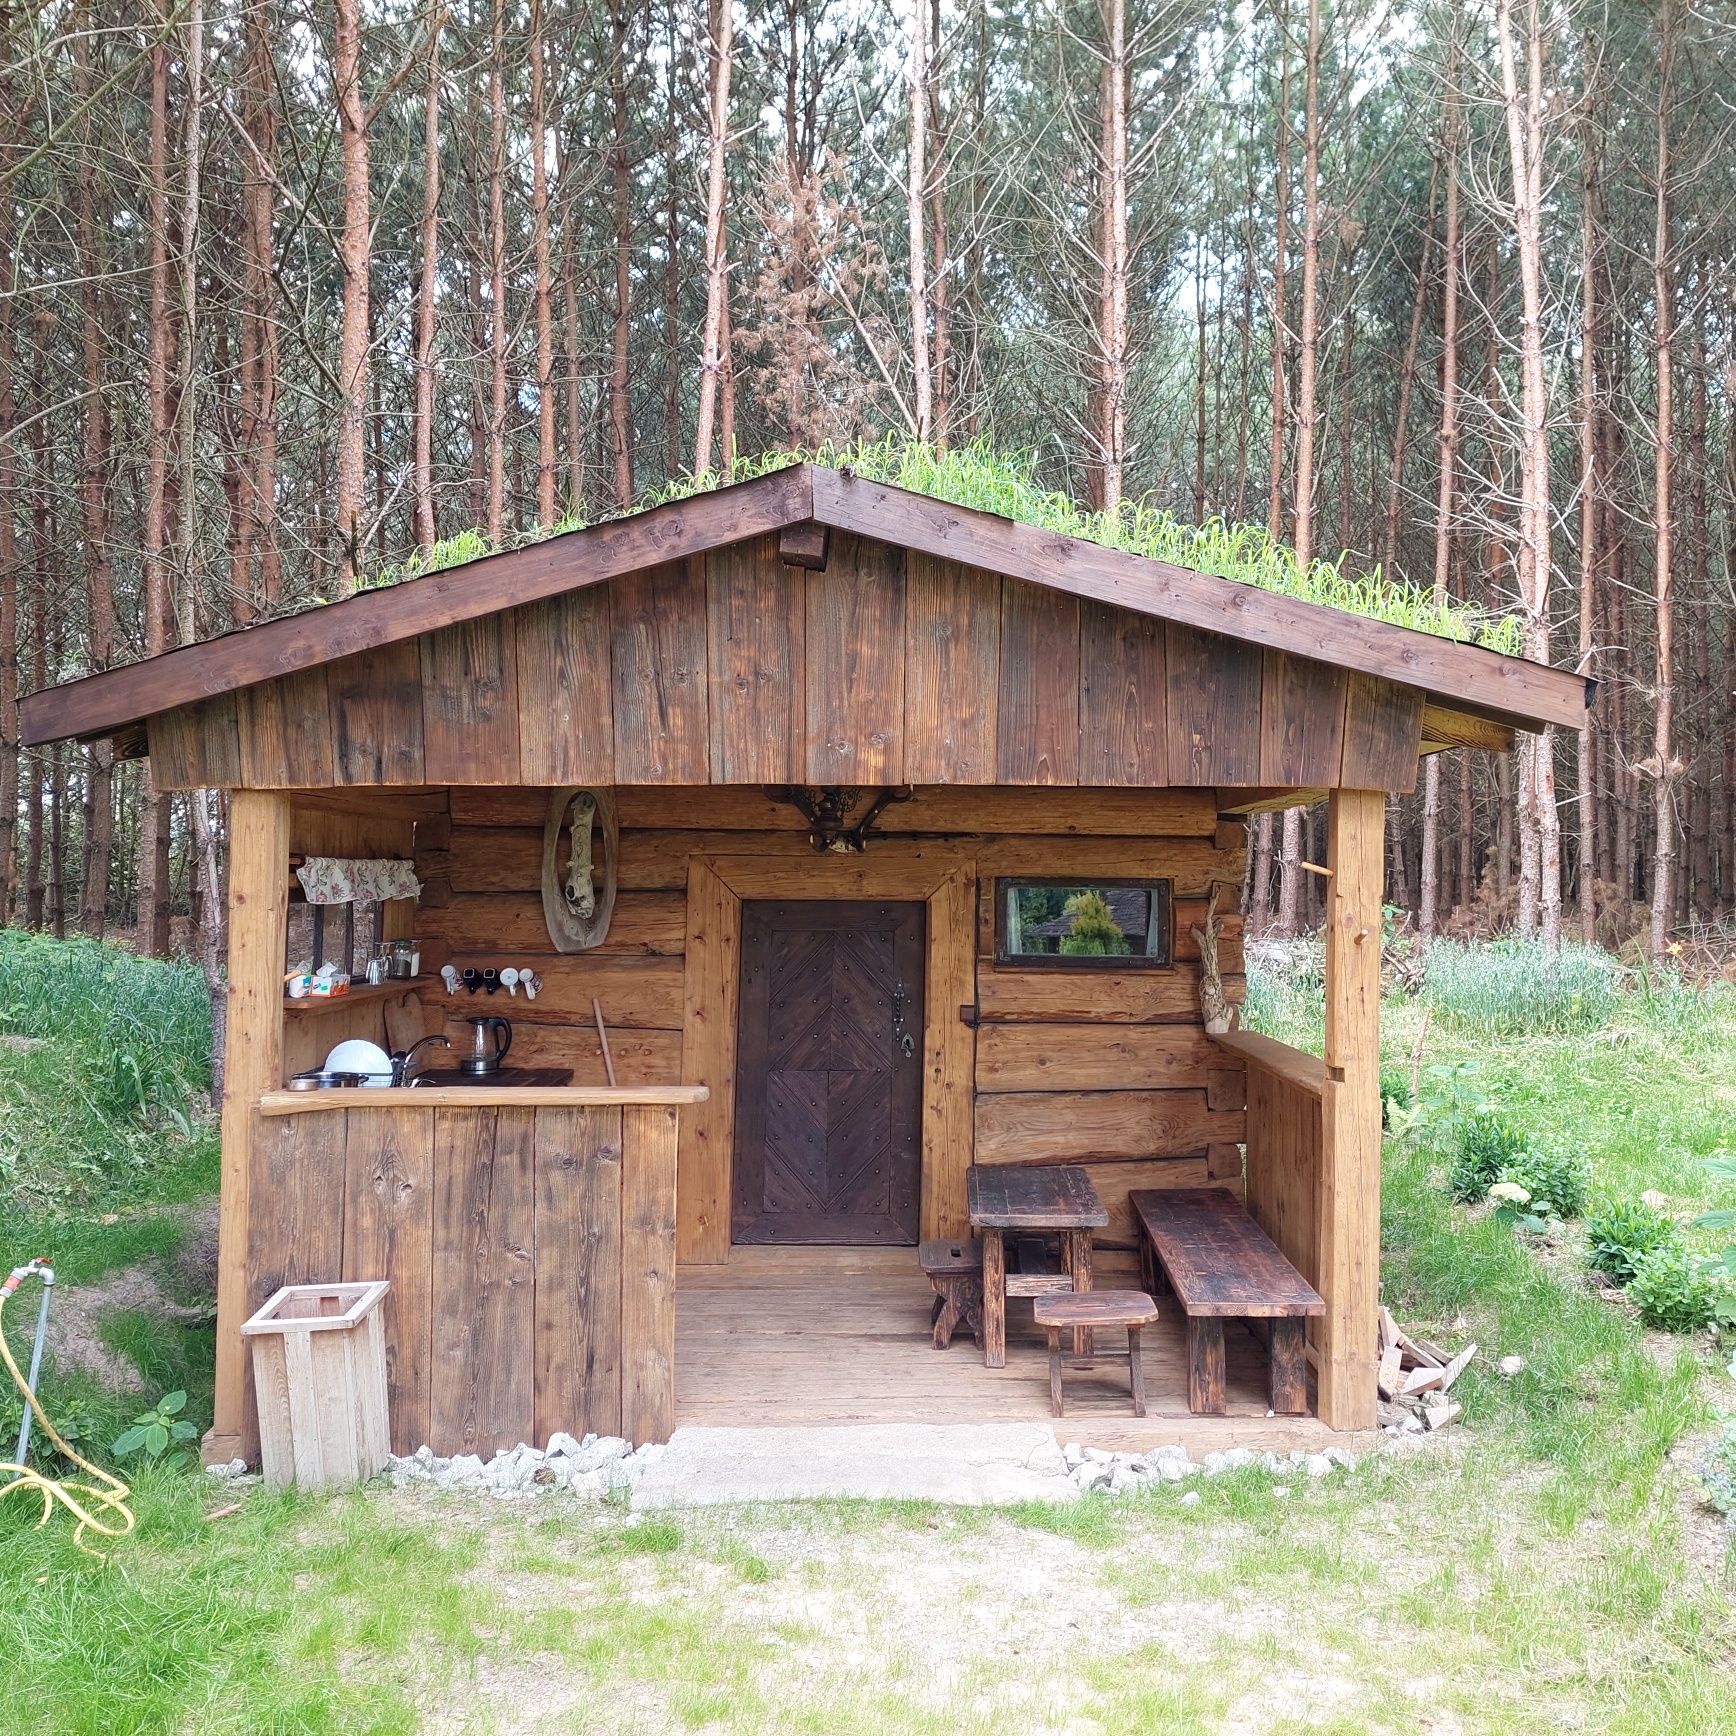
[1130,1186,1325,1416]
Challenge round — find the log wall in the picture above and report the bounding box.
[401,782,1252,1265]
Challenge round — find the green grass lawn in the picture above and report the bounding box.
[2,935,1734,1735]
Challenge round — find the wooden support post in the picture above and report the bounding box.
[1317,787,1383,1431]
[204,789,293,1466]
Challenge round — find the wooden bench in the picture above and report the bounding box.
[1130,1187,1325,1415]
[1032,1291,1158,1417]
[918,1238,983,1350]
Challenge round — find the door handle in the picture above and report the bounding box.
[891,981,908,1029]
[901,1031,916,1059]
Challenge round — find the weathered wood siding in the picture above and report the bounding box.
[246,1099,679,1454]
[148,536,1425,793]
[400,783,1251,1266]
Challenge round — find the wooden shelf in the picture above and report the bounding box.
[282,976,429,1015]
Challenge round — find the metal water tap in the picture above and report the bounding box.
[393,1034,453,1087]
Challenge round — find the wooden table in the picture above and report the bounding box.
[966,1164,1109,1368]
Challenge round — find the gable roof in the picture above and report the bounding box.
[19,462,1589,751]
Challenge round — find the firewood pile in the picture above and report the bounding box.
[1376,1306,1474,1434]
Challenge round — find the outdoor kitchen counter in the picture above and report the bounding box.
[257,1084,710,1115]
[245,1083,707,1452]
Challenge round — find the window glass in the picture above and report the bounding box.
[995,878,1171,968]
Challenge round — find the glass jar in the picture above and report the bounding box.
[389,937,420,980]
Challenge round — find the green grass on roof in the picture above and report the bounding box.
[362,437,1523,655]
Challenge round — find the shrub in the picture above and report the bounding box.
[1496,1145,1590,1220]
[1422,937,1625,1036]
[1586,1199,1678,1286]
[1625,1242,1721,1333]
[1449,1112,1528,1203]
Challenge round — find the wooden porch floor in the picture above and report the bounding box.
[676,1246,1355,1454]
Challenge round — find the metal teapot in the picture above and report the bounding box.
[459,1015,512,1076]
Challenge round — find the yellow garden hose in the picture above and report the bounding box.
[0,1261,134,1558]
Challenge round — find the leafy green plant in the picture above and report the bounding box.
[112,1388,197,1468]
[1449,1111,1528,1203]
[1379,1069,1412,1131]
[1586,1199,1678,1286]
[1625,1243,1722,1334]
[1495,1145,1590,1220]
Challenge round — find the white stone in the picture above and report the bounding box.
[1074,1462,1111,1494]
[1143,1445,1194,1482]
[1108,1466,1141,1495]
[1202,1447,1255,1477]
[1303,1453,1334,1480]
[1323,1447,1355,1470]
[1498,1355,1525,1378]
[546,1431,583,1459]
[1272,1484,1291,1499]
[1063,1443,1086,1470]
[1178,1490,1202,1507]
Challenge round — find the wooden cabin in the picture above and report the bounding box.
[21,464,1588,1461]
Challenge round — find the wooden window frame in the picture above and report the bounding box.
[990,875,1173,971]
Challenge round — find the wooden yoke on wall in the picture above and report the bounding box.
[1315,788,1384,1432]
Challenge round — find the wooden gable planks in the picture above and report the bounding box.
[421,613,522,784]
[237,667,335,787]
[1079,598,1167,786]
[147,692,241,789]
[1165,623,1262,784]
[612,557,710,784]
[705,535,804,782]
[1258,650,1347,786]
[996,578,1080,784]
[903,552,1001,783]
[327,640,426,784]
[1340,673,1425,792]
[514,585,615,784]
[804,530,906,783]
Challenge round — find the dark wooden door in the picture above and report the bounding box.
[732,899,925,1245]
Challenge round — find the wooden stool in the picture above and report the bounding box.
[918,1237,984,1350]
[1032,1291,1158,1417]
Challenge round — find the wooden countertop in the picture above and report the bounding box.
[259,1084,709,1116]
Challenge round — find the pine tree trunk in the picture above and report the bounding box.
[135,27,174,956]
[928,0,952,449]
[412,15,443,549]
[1575,92,1602,945]
[694,0,734,474]
[73,4,114,938]
[908,0,933,443]
[0,16,19,921]
[333,0,370,589]
[1495,0,1561,949]
[529,0,556,526]
[1419,40,1461,947]
[1686,257,1711,921]
[486,0,508,541]
[1096,0,1128,510]
[608,0,635,505]
[1647,0,1677,960]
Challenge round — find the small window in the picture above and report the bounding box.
[994,878,1172,970]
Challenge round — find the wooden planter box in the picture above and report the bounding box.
[242,1280,391,1491]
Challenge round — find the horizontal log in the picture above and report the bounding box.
[612,784,1223,837]
[976,965,1242,1024]
[1078,1157,1245,1248]
[415,953,684,1030]
[430,1018,681,1085]
[974,1024,1223,1092]
[974,1087,1246,1163]
[416,891,686,959]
